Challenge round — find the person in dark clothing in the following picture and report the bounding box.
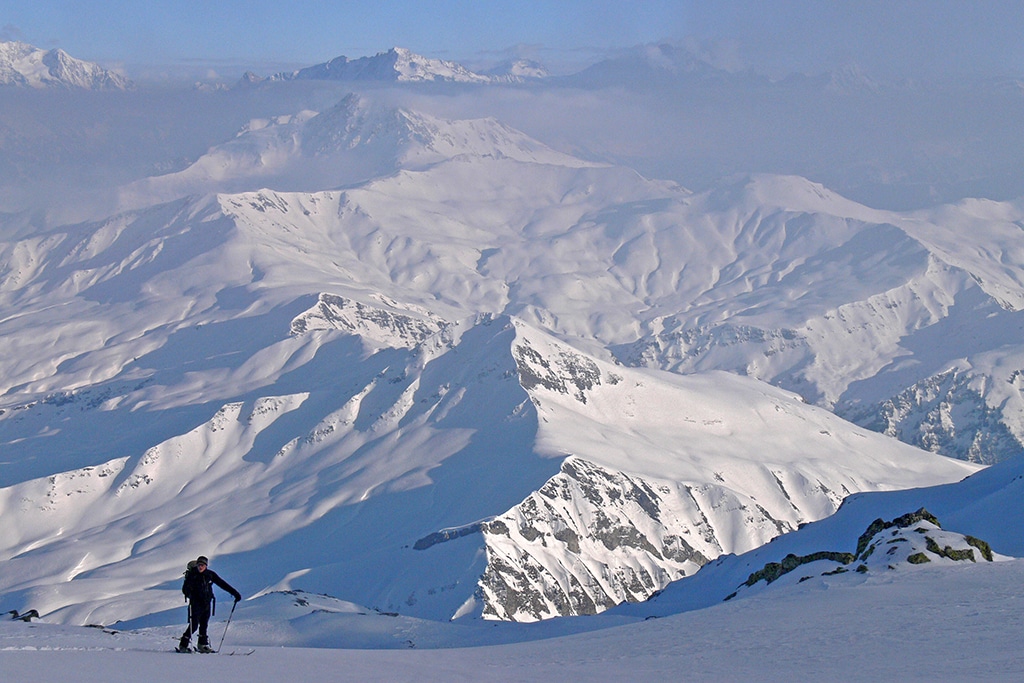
[177,555,242,653]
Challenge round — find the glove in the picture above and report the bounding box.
[233,593,241,603]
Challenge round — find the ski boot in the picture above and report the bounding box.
[196,636,214,654]
[176,634,192,653]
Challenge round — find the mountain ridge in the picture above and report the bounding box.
[0,40,131,90]
[0,96,1021,628]
[0,308,976,624]
[271,47,540,84]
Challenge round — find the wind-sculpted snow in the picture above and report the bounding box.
[0,311,975,625]
[72,100,1024,464]
[0,96,1019,628]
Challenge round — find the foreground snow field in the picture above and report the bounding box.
[3,557,1023,681]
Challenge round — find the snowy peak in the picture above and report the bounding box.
[303,93,583,165]
[482,58,549,82]
[118,94,599,204]
[0,41,131,90]
[279,47,491,83]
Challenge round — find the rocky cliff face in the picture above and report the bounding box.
[839,368,1024,464]
[480,456,769,620]
[466,319,975,621]
[291,292,449,347]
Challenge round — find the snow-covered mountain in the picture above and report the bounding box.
[0,306,975,625]
[482,58,549,82]
[117,94,595,205]
[0,41,130,90]
[267,47,548,85]
[0,93,1021,627]
[116,102,1024,465]
[274,47,494,84]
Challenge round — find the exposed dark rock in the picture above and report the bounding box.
[966,536,994,562]
[743,551,856,587]
[413,522,485,550]
[856,508,939,559]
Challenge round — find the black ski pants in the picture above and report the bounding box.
[183,599,212,642]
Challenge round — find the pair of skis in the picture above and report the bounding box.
[177,598,250,655]
[176,645,254,655]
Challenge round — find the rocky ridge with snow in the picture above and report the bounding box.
[273,47,529,84]
[728,508,998,601]
[0,41,130,90]
[0,93,1017,625]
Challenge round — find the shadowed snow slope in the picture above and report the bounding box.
[2,463,1023,680]
[0,312,974,625]
[0,97,1017,629]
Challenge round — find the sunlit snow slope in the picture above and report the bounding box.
[0,312,975,625]
[0,94,1006,625]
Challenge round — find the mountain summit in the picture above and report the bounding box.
[276,47,492,83]
[0,41,131,90]
[118,94,599,205]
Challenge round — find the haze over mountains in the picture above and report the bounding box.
[0,41,1022,674]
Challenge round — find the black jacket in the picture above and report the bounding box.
[182,566,241,606]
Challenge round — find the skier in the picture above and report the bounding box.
[177,555,242,653]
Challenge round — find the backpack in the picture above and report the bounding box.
[181,560,216,613]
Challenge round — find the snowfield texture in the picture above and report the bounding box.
[3,459,1024,681]
[0,45,1022,636]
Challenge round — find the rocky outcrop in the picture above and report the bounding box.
[731,509,1000,600]
[291,293,449,347]
[478,457,795,621]
[840,369,1023,465]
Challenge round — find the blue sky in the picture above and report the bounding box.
[2,1,1023,80]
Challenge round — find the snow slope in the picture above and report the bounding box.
[109,101,1024,464]
[2,458,1023,680]
[0,310,975,626]
[0,94,1017,629]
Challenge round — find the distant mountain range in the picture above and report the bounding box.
[0,40,131,90]
[266,46,547,85]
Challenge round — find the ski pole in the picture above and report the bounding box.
[216,599,237,653]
